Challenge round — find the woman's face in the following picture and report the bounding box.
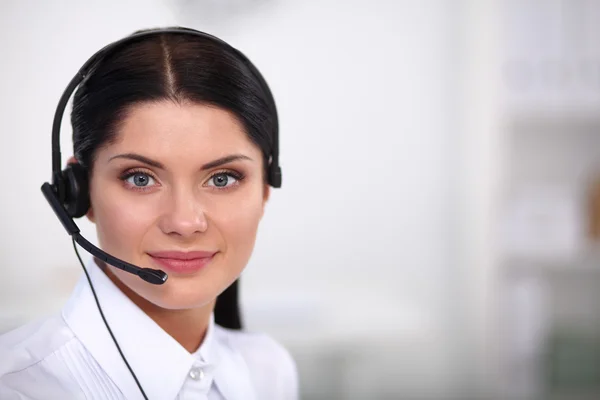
[87,100,269,310]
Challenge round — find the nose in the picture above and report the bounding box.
[158,187,208,237]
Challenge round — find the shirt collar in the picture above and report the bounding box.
[210,331,257,400]
[61,256,218,400]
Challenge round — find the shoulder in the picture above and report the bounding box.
[0,314,74,373]
[0,314,80,396]
[215,325,299,399]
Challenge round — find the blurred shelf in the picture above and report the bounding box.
[505,108,600,131]
[502,243,600,274]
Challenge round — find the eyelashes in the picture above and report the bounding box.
[206,170,245,189]
[118,168,246,192]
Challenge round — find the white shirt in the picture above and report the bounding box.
[0,257,298,400]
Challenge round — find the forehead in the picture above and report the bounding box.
[98,101,260,163]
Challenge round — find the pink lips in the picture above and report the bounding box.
[148,251,216,274]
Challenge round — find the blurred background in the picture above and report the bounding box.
[1,0,600,399]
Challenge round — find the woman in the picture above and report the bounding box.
[0,27,298,399]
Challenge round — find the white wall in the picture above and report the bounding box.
[0,1,480,398]
[0,0,179,322]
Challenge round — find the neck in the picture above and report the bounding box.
[98,259,214,353]
[139,303,214,353]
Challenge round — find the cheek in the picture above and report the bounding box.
[90,179,157,256]
[211,188,265,256]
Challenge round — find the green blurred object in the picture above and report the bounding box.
[546,331,600,390]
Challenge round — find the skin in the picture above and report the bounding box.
[70,100,269,352]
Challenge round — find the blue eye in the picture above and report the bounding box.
[125,172,155,187]
[207,172,239,188]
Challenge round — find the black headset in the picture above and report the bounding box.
[39,27,282,400]
[41,27,282,285]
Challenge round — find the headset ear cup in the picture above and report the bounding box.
[62,163,90,218]
[268,163,282,188]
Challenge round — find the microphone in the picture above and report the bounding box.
[41,182,168,285]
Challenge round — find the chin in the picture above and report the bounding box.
[140,283,216,311]
[106,269,213,311]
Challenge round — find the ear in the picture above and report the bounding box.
[86,205,95,223]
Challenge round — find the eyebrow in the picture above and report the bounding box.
[108,153,253,170]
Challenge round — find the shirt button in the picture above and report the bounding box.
[189,367,204,381]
